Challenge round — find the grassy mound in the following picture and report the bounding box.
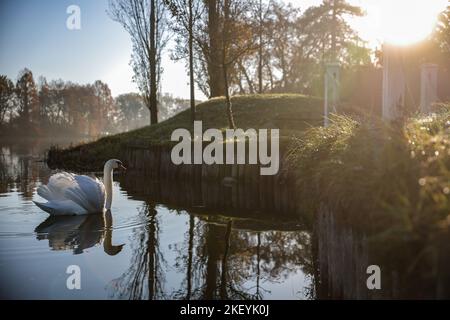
[48,94,323,170]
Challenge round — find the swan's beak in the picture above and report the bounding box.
[119,164,127,171]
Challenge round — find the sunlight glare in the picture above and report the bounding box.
[372,0,448,45]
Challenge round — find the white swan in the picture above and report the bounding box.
[33,159,126,216]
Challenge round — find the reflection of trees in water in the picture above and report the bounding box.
[172,219,242,299]
[171,214,202,299]
[0,145,37,199]
[107,198,313,300]
[1,139,85,197]
[17,156,38,200]
[0,142,53,199]
[0,147,11,194]
[109,203,167,300]
[219,225,313,300]
[173,216,313,300]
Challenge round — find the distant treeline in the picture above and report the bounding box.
[0,68,193,138]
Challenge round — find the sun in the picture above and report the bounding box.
[359,0,448,46]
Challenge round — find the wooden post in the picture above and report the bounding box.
[382,44,406,120]
[324,63,340,127]
[420,63,438,114]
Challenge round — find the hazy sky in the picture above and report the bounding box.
[0,0,446,98]
[0,0,196,98]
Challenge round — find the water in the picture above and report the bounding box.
[0,140,313,300]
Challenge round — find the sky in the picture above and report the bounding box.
[0,0,447,98]
[0,0,194,98]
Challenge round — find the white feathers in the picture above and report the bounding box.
[73,175,105,212]
[34,199,89,216]
[34,159,122,216]
[34,172,106,216]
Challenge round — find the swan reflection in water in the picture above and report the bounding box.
[34,210,124,255]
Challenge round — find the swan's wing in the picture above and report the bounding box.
[35,172,105,214]
[37,172,76,201]
[75,175,105,212]
[36,185,56,201]
[33,200,88,216]
[64,175,105,213]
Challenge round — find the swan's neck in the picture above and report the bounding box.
[104,165,113,210]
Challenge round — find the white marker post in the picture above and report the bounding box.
[324,63,340,127]
[382,44,406,121]
[420,63,438,114]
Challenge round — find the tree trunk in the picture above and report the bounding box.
[258,0,263,93]
[189,0,196,122]
[238,61,255,93]
[207,0,225,97]
[222,0,235,129]
[223,64,235,129]
[23,91,29,126]
[149,0,158,124]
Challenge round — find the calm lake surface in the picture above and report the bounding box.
[0,139,313,300]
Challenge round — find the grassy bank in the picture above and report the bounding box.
[47,94,323,170]
[286,103,450,231]
[285,103,450,285]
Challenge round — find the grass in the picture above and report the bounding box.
[284,103,450,284]
[286,104,450,229]
[48,93,323,170]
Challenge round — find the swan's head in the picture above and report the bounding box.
[105,159,126,172]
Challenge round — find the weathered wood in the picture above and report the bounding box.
[124,142,295,216]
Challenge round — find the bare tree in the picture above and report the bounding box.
[256,0,272,93]
[220,0,258,128]
[165,0,203,122]
[109,0,170,125]
[188,0,196,121]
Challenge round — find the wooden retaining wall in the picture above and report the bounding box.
[122,144,298,216]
